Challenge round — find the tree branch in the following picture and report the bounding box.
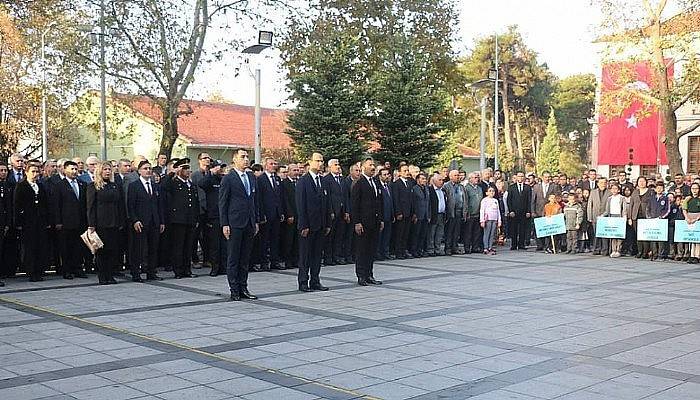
[151,1,174,83]
[678,119,700,139]
[674,82,700,111]
[75,51,158,103]
[174,0,208,103]
[172,0,205,99]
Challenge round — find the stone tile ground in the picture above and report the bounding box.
[2,251,700,399]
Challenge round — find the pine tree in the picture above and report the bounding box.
[537,109,561,175]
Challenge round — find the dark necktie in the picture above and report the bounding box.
[146,181,152,196]
[315,175,321,189]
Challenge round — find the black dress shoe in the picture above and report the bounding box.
[75,273,88,279]
[132,277,144,283]
[367,277,382,285]
[298,285,313,292]
[387,255,396,260]
[251,264,262,272]
[107,279,118,284]
[260,264,271,271]
[209,271,219,277]
[174,275,183,279]
[357,278,369,286]
[324,260,336,266]
[240,290,258,300]
[146,275,163,281]
[98,281,108,285]
[311,285,330,291]
[63,274,74,280]
[334,258,345,265]
[229,293,241,301]
[271,264,286,270]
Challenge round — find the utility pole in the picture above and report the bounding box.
[494,34,499,171]
[480,96,487,171]
[99,0,108,161]
[41,22,56,161]
[254,68,262,164]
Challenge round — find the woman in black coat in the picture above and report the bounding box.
[13,164,50,282]
[87,161,126,284]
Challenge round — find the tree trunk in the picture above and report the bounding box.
[159,102,179,158]
[500,72,514,155]
[514,112,524,169]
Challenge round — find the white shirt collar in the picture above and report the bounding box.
[139,176,151,185]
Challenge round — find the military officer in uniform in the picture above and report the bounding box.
[164,158,199,279]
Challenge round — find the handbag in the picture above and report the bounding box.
[81,229,104,255]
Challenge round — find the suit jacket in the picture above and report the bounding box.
[0,179,13,228]
[219,169,259,229]
[127,179,164,227]
[629,188,653,220]
[412,184,430,221]
[164,177,199,225]
[7,169,24,187]
[586,188,610,223]
[340,176,354,215]
[379,180,394,222]
[442,181,469,220]
[578,179,597,191]
[506,183,532,218]
[199,174,222,220]
[77,172,94,184]
[190,169,209,214]
[257,172,284,221]
[87,182,125,229]
[391,178,413,218]
[351,175,383,230]
[322,174,344,216]
[281,178,297,219]
[531,182,562,217]
[428,185,444,222]
[295,173,329,232]
[53,178,88,230]
[121,171,140,216]
[13,180,50,229]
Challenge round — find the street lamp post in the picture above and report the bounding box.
[243,31,273,165]
[493,34,499,171]
[41,21,57,161]
[479,96,487,170]
[99,0,107,161]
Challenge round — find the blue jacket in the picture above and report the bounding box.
[219,169,259,229]
[295,172,329,232]
[379,180,394,222]
[412,184,430,221]
[646,194,670,219]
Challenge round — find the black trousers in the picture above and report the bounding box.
[169,223,196,277]
[96,227,120,283]
[21,224,48,279]
[130,224,159,276]
[445,217,462,252]
[158,226,171,270]
[509,216,529,249]
[260,219,281,265]
[410,220,428,256]
[392,218,410,256]
[355,226,379,280]
[324,216,344,263]
[342,220,354,261]
[59,228,84,276]
[192,213,208,263]
[206,219,228,274]
[226,224,254,294]
[0,227,5,277]
[281,219,298,267]
[462,216,481,252]
[298,228,324,287]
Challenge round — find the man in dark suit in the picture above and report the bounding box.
[14,163,50,282]
[507,171,532,250]
[280,163,300,269]
[322,159,345,265]
[6,153,25,187]
[391,164,413,259]
[127,160,165,282]
[164,158,199,279]
[52,160,88,279]
[578,169,598,191]
[340,163,360,264]
[531,171,561,251]
[77,156,98,184]
[199,160,227,276]
[0,162,11,286]
[295,153,331,292]
[257,157,285,270]
[220,148,260,301]
[352,158,384,286]
[376,167,394,261]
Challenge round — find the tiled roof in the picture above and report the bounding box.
[117,95,291,149]
[458,144,481,158]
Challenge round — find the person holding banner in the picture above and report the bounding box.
[670,194,689,261]
[588,178,611,256]
[603,184,628,258]
[630,177,653,259]
[543,194,562,253]
[682,183,700,264]
[645,182,670,261]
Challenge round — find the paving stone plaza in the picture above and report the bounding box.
[2,251,700,400]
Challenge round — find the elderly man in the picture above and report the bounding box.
[280,163,300,269]
[464,172,484,253]
[427,173,446,256]
[257,157,285,270]
[443,170,468,255]
[531,171,561,251]
[587,177,611,256]
[7,153,25,186]
[78,156,99,183]
[322,159,346,265]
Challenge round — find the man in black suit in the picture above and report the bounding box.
[507,171,532,250]
[295,153,331,292]
[127,160,165,282]
[352,158,384,286]
[578,169,598,191]
[322,159,345,265]
[376,167,394,261]
[391,164,413,259]
[257,157,285,270]
[6,153,25,187]
[14,163,50,282]
[280,163,300,269]
[340,163,360,264]
[199,160,227,276]
[52,160,88,279]
[164,158,199,279]
[220,148,260,301]
[0,162,11,286]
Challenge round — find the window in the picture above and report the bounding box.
[609,165,627,176]
[640,165,658,178]
[689,136,700,174]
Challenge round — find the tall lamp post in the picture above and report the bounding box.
[242,31,273,165]
[491,34,499,170]
[41,21,57,161]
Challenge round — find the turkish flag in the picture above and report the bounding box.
[598,61,669,165]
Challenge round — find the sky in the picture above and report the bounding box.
[188,0,602,109]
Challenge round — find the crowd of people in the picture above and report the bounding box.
[0,150,699,300]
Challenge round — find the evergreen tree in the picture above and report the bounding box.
[537,109,561,175]
[370,35,451,168]
[284,32,368,167]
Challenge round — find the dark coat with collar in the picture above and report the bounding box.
[219,169,259,229]
[164,177,199,225]
[295,172,330,232]
[127,179,164,227]
[52,178,88,230]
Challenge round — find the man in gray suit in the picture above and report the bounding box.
[443,170,468,255]
[531,171,561,250]
[587,177,610,255]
